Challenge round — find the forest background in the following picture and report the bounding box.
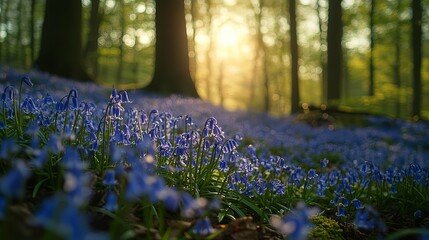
[0,0,428,120]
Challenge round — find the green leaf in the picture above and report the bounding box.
[32,178,49,198]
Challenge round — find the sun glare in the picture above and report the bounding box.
[216,24,240,48]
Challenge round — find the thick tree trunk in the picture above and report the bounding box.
[289,0,300,114]
[84,0,103,79]
[147,0,199,98]
[327,0,343,104]
[35,0,90,81]
[411,0,422,119]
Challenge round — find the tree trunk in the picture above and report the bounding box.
[394,0,402,118]
[254,0,270,112]
[327,0,343,104]
[411,0,422,119]
[369,0,375,96]
[189,0,198,80]
[84,0,103,79]
[146,0,199,98]
[316,0,327,104]
[116,0,125,86]
[35,0,90,81]
[289,0,300,114]
[205,0,214,101]
[30,0,36,63]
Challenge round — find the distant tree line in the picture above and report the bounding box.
[0,0,427,119]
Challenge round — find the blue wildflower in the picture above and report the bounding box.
[0,160,31,199]
[414,210,422,218]
[103,191,118,212]
[21,76,33,87]
[270,202,319,240]
[0,196,6,220]
[193,217,215,236]
[102,169,118,187]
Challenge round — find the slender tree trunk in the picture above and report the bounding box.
[3,0,10,63]
[394,0,402,118]
[369,0,375,96]
[189,0,198,80]
[411,0,422,118]
[316,0,327,104]
[205,0,213,101]
[289,0,300,114]
[147,0,198,97]
[84,0,103,79]
[35,0,91,81]
[254,0,270,112]
[217,61,224,106]
[30,0,36,63]
[117,0,125,86]
[16,0,25,67]
[327,0,343,104]
[0,0,3,62]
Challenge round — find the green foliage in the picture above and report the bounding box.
[308,215,344,240]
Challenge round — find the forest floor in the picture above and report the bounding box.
[1,65,429,240]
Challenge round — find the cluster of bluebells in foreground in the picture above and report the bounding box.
[0,68,429,239]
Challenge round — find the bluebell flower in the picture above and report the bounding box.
[30,149,49,168]
[43,93,55,105]
[0,121,5,130]
[193,217,215,236]
[335,204,346,217]
[158,188,179,211]
[351,198,364,210]
[102,169,118,187]
[321,158,329,168]
[33,195,108,240]
[0,138,19,159]
[69,89,78,99]
[104,191,118,212]
[0,160,31,199]
[0,196,6,220]
[119,90,131,103]
[21,76,33,87]
[354,206,386,233]
[181,192,208,218]
[21,97,38,114]
[414,210,422,218]
[270,202,319,240]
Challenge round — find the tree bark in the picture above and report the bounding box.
[146,0,199,98]
[327,0,343,104]
[84,0,103,79]
[394,0,402,118]
[411,0,422,119]
[289,0,300,114]
[316,0,327,104]
[369,0,375,96]
[35,0,90,81]
[30,0,36,63]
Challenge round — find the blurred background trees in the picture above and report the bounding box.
[0,0,428,119]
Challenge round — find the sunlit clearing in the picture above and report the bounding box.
[216,24,239,48]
